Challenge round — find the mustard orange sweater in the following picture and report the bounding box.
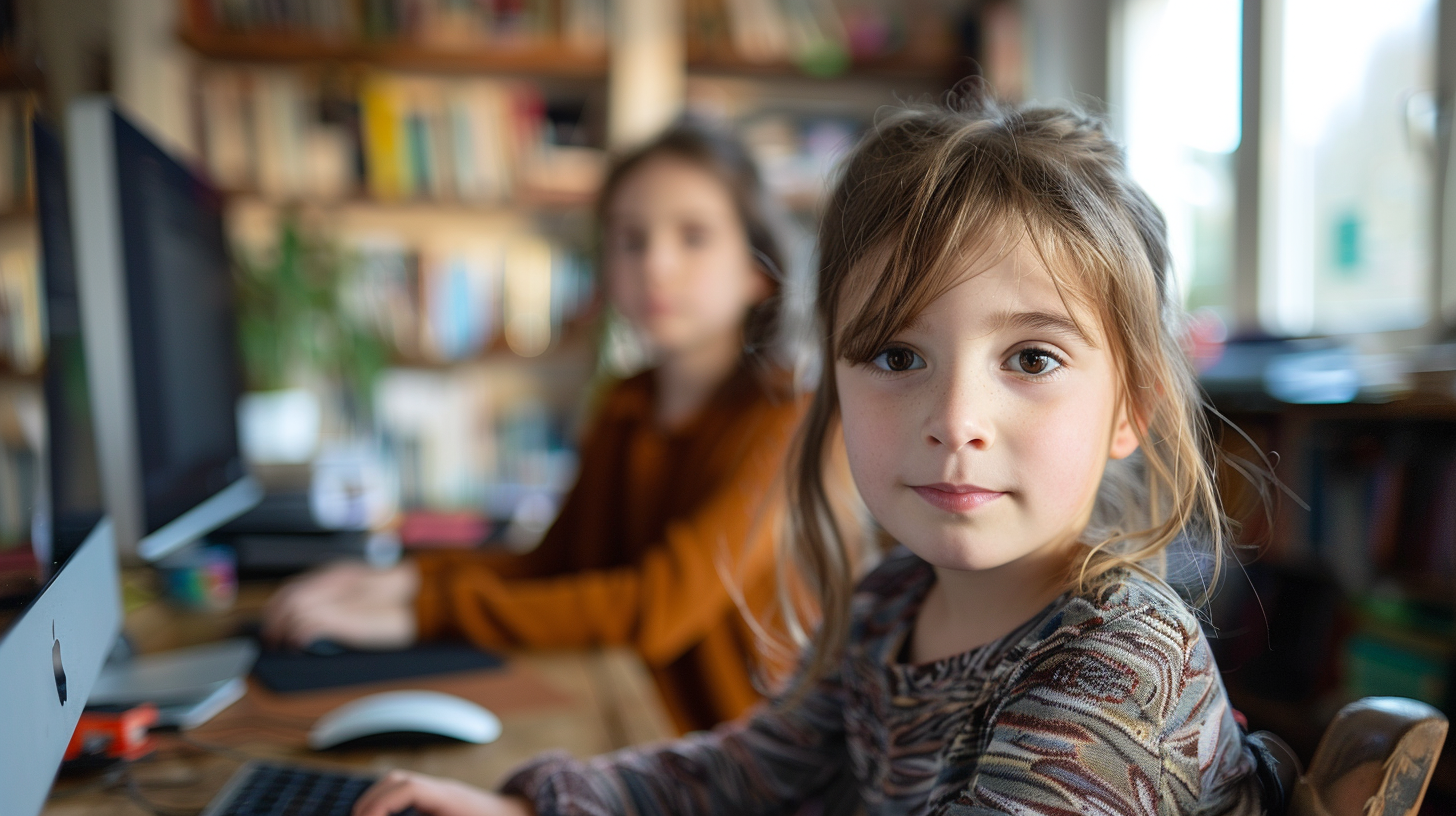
[413,365,804,733]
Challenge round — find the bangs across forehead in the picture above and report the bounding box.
[832,194,1106,364]
[821,107,1165,368]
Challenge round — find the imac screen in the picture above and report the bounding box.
[111,114,247,535]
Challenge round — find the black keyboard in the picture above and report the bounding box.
[201,761,417,816]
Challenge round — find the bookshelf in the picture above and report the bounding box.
[171,1,612,524]
[0,39,39,562]
[1209,394,1456,806]
[0,87,37,384]
[165,0,976,526]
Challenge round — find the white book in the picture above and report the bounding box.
[253,71,307,198]
[473,83,513,202]
[200,70,251,191]
[447,86,482,202]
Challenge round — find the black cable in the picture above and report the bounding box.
[123,771,203,816]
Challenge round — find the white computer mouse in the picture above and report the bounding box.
[308,690,503,750]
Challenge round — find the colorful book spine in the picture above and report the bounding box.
[360,74,405,200]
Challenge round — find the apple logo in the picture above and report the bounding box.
[52,621,67,706]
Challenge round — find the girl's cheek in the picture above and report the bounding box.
[1020,398,1110,514]
[605,263,642,316]
[837,380,908,494]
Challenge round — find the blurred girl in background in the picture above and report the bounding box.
[263,120,810,734]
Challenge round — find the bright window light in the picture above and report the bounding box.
[1115,0,1241,317]
[1262,0,1437,336]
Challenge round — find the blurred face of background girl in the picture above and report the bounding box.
[603,156,771,373]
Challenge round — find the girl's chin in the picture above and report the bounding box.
[897,535,1025,573]
[633,323,714,354]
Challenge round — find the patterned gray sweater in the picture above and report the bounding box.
[502,548,1265,815]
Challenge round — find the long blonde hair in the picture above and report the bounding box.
[784,95,1232,686]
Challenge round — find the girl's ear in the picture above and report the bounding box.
[1108,399,1144,460]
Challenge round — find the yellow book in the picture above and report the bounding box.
[360,75,404,201]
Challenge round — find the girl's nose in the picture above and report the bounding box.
[922,373,994,451]
[641,236,678,282]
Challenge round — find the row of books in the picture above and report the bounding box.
[191,0,608,52]
[1300,425,1456,593]
[347,232,595,364]
[376,366,578,514]
[687,0,957,73]
[734,112,858,210]
[198,67,605,205]
[0,245,39,374]
[0,389,37,550]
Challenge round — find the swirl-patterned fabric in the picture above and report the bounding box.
[504,548,1264,815]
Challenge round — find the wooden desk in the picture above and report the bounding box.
[43,578,676,815]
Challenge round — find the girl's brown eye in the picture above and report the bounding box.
[871,347,925,372]
[1008,348,1063,377]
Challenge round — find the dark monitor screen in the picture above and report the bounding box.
[111,114,247,535]
[34,117,103,570]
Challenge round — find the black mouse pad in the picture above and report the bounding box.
[252,643,505,693]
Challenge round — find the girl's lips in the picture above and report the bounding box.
[911,483,1006,514]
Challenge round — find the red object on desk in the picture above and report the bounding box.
[400,510,492,549]
[63,703,160,762]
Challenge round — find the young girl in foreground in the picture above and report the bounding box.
[355,99,1264,816]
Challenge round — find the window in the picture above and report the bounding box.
[1113,0,1242,321]
[1260,0,1440,336]
[1113,0,1444,338]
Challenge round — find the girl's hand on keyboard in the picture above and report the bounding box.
[353,770,535,816]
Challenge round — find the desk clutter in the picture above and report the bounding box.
[87,633,507,729]
[53,632,511,815]
[45,646,660,816]
[42,587,658,816]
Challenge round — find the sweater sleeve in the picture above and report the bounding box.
[500,662,855,816]
[411,406,795,668]
[938,604,1262,816]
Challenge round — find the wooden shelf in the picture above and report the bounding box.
[0,204,34,222]
[178,26,608,79]
[1213,392,1456,423]
[686,41,961,83]
[0,361,40,381]
[388,307,600,370]
[222,188,595,214]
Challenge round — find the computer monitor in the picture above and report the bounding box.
[0,117,122,816]
[67,97,262,562]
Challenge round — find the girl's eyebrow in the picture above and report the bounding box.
[991,310,1096,348]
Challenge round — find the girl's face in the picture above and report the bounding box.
[604,156,770,357]
[835,244,1141,575]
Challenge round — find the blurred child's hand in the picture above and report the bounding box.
[352,770,535,816]
[261,561,420,650]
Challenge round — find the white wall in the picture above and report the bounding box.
[1021,0,1112,109]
